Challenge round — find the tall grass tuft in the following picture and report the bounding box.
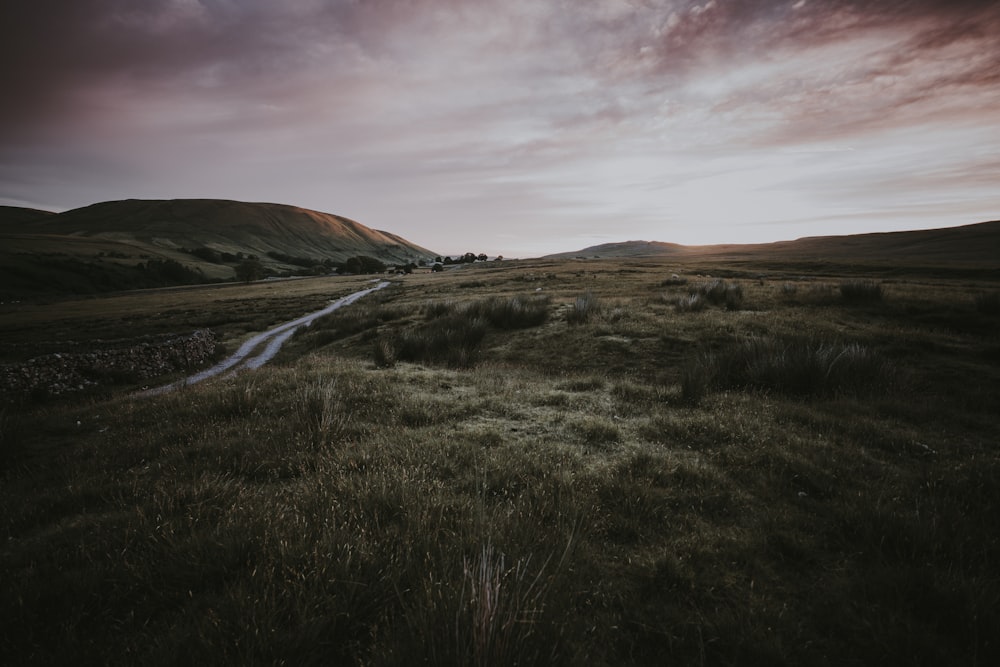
[467,295,550,329]
[389,542,566,667]
[383,315,488,367]
[674,293,707,313]
[372,337,397,367]
[974,291,1000,314]
[0,406,24,469]
[680,357,712,405]
[686,337,893,398]
[566,292,601,325]
[839,280,883,303]
[681,279,745,310]
[375,294,549,368]
[459,544,555,666]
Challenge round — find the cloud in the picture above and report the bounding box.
[1,1,997,251]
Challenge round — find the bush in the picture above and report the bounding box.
[566,292,601,325]
[839,280,883,303]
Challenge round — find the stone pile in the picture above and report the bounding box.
[1,330,218,398]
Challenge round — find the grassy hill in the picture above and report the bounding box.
[550,221,1000,270]
[0,199,438,298]
[546,240,687,259]
[0,206,55,226]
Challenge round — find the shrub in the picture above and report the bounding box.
[566,292,601,325]
[839,280,883,303]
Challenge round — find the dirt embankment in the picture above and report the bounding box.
[0,330,218,399]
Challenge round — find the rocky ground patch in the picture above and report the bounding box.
[0,330,218,399]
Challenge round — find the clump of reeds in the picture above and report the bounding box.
[681,337,894,403]
[839,280,883,303]
[566,292,601,325]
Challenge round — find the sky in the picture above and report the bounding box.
[1,0,999,257]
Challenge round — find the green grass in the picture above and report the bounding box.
[2,257,999,665]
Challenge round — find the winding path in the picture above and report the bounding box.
[138,281,390,397]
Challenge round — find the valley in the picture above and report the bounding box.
[2,253,998,665]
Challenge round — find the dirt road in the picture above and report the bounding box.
[138,281,390,397]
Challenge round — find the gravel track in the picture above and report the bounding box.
[138,281,390,397]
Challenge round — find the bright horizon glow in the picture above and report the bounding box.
[2,1,998,257]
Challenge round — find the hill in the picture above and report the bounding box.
[0,199,438,297]
[548,221,1000,268]
[545,240,687,259]
[0,205,56,226]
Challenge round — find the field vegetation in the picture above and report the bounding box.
[2,257,999,665]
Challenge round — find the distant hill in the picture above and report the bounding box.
[545,240,687,259]
[0,205,55,226]
[0,199,438,297]
[546,221,1000,267]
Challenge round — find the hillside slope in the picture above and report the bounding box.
[548,221,1000,267]
[0,205,56,226]
[23,199,435,263]
[0,199,437,297]
[545,240,687,259]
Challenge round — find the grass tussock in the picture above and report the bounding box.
[376,294,549,368]
[973,291,1000,314]
[387,314,488,367]
[675,279,744,312]
[673,293,707,313]
[840,279,884,303]
[468,295,550,329]
[566,292,601,325]
[682,337,894,402]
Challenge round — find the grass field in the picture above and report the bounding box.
[2,257,999,665]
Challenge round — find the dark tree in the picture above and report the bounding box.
[234,258,265,283]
